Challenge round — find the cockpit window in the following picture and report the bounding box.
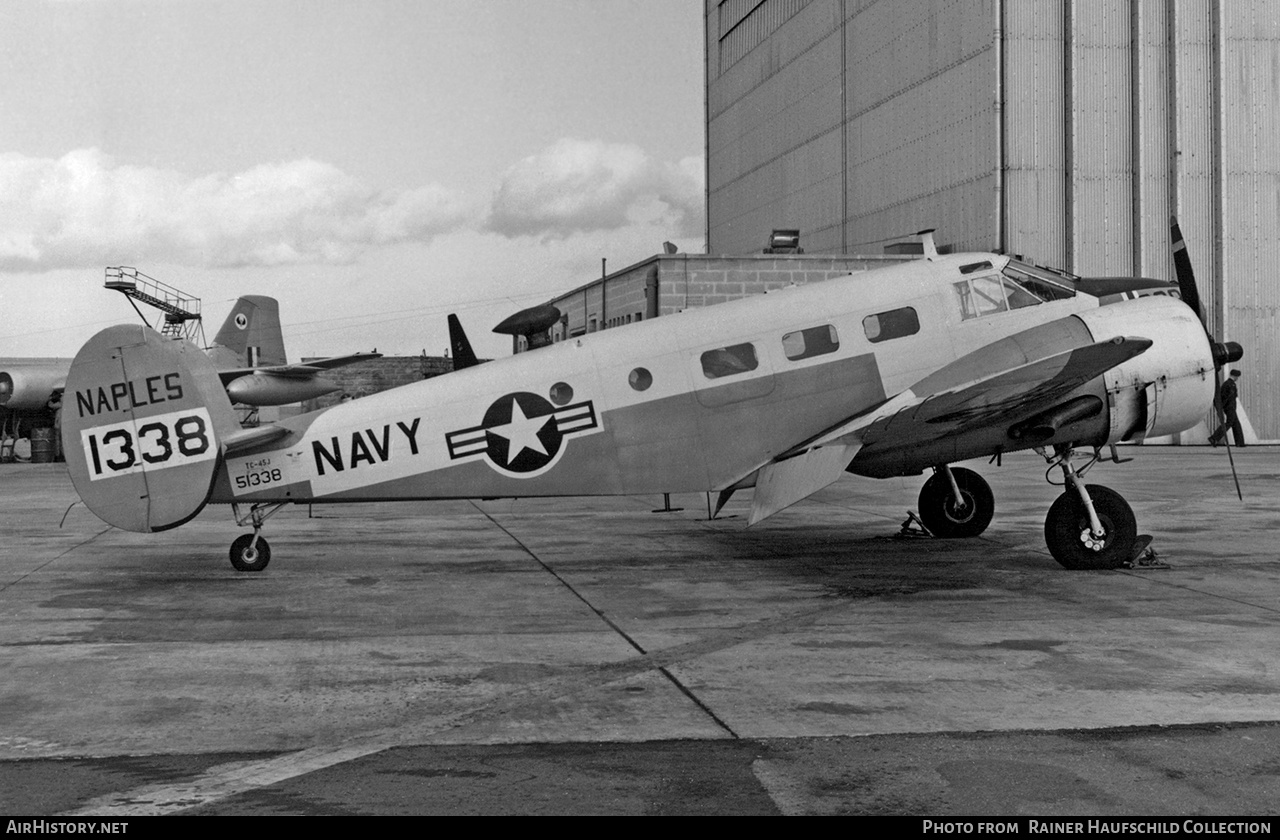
[955,276,1010,319]
[956,261,1077,320]
[1003,261,1076,301]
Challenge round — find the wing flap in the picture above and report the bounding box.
[748,442,861,525]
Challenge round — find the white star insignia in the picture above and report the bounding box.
[488,398,552,461]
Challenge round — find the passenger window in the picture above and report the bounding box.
[782,325,839,360]
[700,343,759,379]
[863,307,920,343]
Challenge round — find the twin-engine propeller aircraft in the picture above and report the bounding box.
[61,223,1240,572]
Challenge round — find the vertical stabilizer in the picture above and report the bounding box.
[62,325,239,532]
[209,296,287,368]
[448,314,480,370]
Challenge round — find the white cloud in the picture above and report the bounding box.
[0,149,476,270]
[487,138,704,240]
[0,142,706,274]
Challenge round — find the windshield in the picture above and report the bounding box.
[1002,260,1077,302]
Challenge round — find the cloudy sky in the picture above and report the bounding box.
[0,0,706,360]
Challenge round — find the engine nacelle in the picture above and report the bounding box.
[0,365,69,410]
[1073,296,1214,442]
[224,373,340,406]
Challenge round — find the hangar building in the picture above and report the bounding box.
[704,0,1280,440]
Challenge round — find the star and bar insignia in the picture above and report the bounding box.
[445,392,600,477]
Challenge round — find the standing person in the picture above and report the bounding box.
[48,393,63,461]
[1209,369,1245,447]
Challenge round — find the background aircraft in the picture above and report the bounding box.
[202,295,380,407]
[0,295,379,457]
[58,225,1239,574]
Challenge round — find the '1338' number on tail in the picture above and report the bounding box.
[81,408,216,480]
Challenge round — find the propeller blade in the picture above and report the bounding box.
[1170,216,1204,323]
[1171,218,1244,499]
[1224,435,1244,500]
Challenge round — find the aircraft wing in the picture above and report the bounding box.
[216,351,381,383]
[741,336,1153,525]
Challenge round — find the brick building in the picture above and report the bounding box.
[296,354,458,414]
[520,246,910,353]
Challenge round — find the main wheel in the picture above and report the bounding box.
[917,467,995,538]
[1044,484,1136,570]
[230,533,271,572]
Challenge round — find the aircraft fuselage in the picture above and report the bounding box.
[215,253,1109,505]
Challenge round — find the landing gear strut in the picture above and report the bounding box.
[917,465,994,538]
[1040,447,1136,570]
[230,502,288,572]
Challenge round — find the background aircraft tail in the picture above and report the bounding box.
[62,325,240,533]
[208,295,288,368]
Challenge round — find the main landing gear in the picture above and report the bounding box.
[1039,446,1136,570]
[918,449,1140,570]
[917,465,995,538]
[229,502,288,572]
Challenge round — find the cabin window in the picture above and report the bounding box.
[629,367,653,391]
[863,307,920,343]
[782,325,839,360]
[549,382,573,405]
[700,343,759,379]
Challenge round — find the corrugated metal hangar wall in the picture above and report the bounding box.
[705,0,1280,440]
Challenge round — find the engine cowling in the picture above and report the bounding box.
[1072,295,1214,442]
[0,364,69,410]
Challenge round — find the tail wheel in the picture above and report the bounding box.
[918,467,994,538]
[230,534,271,572]
[1044,484,1136,570]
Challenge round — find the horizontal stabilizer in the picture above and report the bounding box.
[222,424,292,456]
